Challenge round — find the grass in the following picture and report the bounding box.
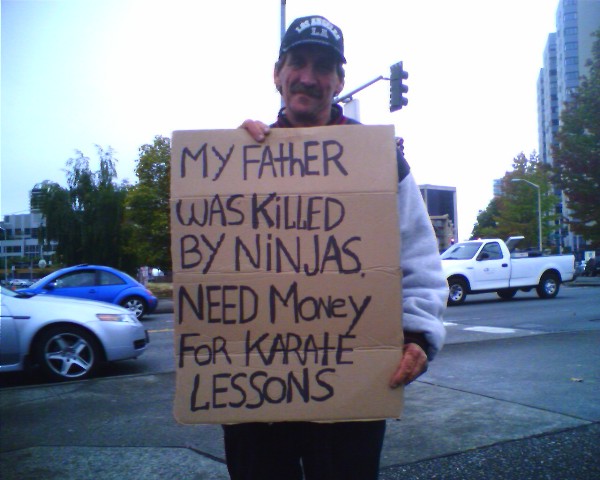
[146,282,173,298]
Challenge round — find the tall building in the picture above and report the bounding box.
[537,0,600,252]
[539,0,600,165]
[419,184,458,249]
[537,32,558,166]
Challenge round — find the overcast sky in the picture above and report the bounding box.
[1,0,559,240]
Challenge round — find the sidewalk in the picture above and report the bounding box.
[2,329,599,479]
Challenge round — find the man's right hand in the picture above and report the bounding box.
[240,119,270,142]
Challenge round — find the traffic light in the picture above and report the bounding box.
[389,62,408,112]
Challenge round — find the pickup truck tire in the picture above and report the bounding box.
[447,278,468,306]
[497,288,518,300]
[536,272,560,299]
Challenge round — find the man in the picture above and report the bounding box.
[225,15,447,480]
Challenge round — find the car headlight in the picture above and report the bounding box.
[96,313,137,324]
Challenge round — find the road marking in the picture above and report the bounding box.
[147,328,174,333]
[464,326,516,334]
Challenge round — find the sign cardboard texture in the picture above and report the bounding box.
[171,125,403,424]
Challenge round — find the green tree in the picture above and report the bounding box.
[38,146,131,268]
[124,135,171,272]
[471,197,501,239]
[553,28,600,248]
[470,152,559,250]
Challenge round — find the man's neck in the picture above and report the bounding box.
[283,109,330,127]
[277,104,344,128]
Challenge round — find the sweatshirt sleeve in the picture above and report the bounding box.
[397,172,448,360]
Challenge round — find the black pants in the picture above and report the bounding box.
[222,420,386,480]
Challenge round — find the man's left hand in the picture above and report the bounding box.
[389,343,428,388]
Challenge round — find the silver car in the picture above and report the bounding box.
[0,286,149,381]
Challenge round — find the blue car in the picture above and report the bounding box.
[19,265,158,319]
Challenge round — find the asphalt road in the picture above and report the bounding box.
[1,283,599,479]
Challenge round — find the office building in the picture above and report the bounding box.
[1,210,57,282]
[537,0,600,252]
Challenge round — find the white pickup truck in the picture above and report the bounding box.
[441,237,576,305]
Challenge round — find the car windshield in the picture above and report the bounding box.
[441,242,483,260]
[1,285,32,298]
[28,271,56,289]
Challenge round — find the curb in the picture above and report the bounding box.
[567,278,600,287]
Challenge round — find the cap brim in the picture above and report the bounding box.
[281,39,346,63]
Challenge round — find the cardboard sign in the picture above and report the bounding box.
[171,125,403,424]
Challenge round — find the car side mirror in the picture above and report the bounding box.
[477,252,490,261]
[45,282,57,291]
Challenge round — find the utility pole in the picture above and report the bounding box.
[280,1,286,108]
[281,1,286,40]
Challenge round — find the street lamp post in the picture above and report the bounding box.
[512,179,542,253]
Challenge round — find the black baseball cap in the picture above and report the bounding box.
[279,15,346,63]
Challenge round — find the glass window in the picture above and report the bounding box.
[99,270,126,286]
[55,271,96,288]
[481,242,503,260]
[565,42,578,51]
[565,71,579,81]
[441,242,482,260]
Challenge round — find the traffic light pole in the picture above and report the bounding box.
[333,75,385,104]
[334,61,408,112]
[281,8,406,112]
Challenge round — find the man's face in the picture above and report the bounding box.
[274,45,344,126]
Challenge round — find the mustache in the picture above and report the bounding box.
[290,83,322,99]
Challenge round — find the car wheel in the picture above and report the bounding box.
[497,288,518,300]
[121,296,147,319]
[536,272,560,299]
[447,278,468,306]
[34,326,101,381]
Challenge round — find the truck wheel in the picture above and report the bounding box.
[447,278,467,306]
[536,272,560,299]
[497,288,517,300]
